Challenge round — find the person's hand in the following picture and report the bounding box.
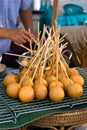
[8,28,32,44]
[28,29,37,42]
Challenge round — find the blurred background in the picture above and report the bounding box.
[19,0,87,68]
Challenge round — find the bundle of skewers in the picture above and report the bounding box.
[3,25,84,103]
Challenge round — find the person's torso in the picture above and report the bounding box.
[0,0,22,28]
[0,0,22,54]
[0,0,32,54]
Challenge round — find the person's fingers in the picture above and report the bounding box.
[19,38,27,44]
[15,37,26,44]
[14,28,37,44]
[23,30,36,40]
[23,29,30,37]
[28,31,37,41]
[22,34,30,42]
[16,32,30,43]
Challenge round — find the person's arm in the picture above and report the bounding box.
[19,7,35,34]
[0,27,31,44]
[0,27,11,39]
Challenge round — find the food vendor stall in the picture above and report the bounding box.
[0,1,87,130]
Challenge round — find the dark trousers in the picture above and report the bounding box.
[1,42,31,68]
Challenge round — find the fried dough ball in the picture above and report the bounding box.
[19,68,32,80]
[58,63,61,72]
[3,73,18,88]
[49,80,64,90]
[61,77,72,91]
[46,75,56,84]
[34,72,40,80]
[34,72,45,80]
[58,72,66,81]
[21,77,33,87]
[6,83,21,99]
[34,84,48,100]
[19,74,30,81]
[66,83,83,99]
[51,68,56,76]
[44,68,52,76]
[19,68,32,76]
[34,78,48,88]
[67,68,79,77]
[19,68,28,75]
[21,60,28,66]
[70,75,84,86]
[50,66,56,76]
[19,86,34,102]
[34,67,43,80]
[49,87,65,102]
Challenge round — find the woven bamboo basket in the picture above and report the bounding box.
[29,109,87,126]
[21,109,87,130]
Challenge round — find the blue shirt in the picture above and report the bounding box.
[0,0,32,54]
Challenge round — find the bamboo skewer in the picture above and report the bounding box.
[14,42,32,53]
[20,37,50,84]
[28,28,38,44]
[31,49,44,82]
[56,44,59,82]
[5,52,31,58]
[40,41,50,79]
[6,22,72,87]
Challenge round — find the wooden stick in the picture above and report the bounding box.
[20,40,48,84]
[28,28,38,45]
[56,45,59,82]
[14,42,32,53]
[5,52,31,58]
[59,33,68,43]
[52,0,59,28]
[40,41,50,79]
[32,49,44,82]
[60,59,73,84]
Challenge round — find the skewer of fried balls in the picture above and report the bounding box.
[3,25,84,103]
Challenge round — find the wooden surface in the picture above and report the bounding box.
[52,0,59,27]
